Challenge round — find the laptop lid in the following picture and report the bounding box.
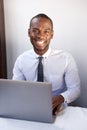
[0,79,53,123]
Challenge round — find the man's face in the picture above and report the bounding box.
[28,17,54,55]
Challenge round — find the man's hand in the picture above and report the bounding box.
[52,95,64,115]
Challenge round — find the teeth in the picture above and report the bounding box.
[37,41,44,44]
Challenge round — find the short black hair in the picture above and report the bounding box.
[29,13,53,29]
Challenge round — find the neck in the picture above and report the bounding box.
[34,47,49,56]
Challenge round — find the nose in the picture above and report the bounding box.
[36,31,45,39]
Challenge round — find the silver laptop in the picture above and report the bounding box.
[0,79,54,123]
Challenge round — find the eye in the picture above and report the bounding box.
[45,31,49,33]
[44,28,52,35]
[44,30,50,35]
[32,29,39,34]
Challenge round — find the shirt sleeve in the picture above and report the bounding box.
[61,53,81,104]
[12,56,26,80]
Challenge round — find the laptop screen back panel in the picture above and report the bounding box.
[0,79,53,123]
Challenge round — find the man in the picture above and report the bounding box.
[12,13,80,115]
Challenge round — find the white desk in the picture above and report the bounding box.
[0,106,87,130]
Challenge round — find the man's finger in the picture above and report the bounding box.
[53,104,61,115]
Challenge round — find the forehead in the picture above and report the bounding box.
[30,17,52,29]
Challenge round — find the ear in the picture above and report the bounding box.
[28,28,30,37]
[51,30,54,39]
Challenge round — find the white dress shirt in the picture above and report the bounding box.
[12,48,80,103]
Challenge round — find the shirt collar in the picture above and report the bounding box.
[42,48,51,58]
[32,48,51,58]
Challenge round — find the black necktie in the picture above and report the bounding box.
[37,57,43,82]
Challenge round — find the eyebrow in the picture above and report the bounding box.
[31,28,52,31]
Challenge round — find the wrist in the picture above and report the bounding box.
[58,95,64,103]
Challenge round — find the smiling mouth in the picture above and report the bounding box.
[36,41,45,45]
